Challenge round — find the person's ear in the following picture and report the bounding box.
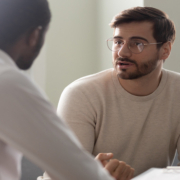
[27,26,42,47]
[160,41,172,61]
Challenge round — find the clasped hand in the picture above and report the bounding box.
[95,153,134,180]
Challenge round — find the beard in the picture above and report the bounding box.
[114,53,160,80]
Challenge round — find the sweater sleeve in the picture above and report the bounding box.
[57,84,96,154]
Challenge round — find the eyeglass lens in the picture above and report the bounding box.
[107,38,144,54]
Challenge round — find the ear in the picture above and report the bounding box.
[159,41,172,61]
[27,26,42,47]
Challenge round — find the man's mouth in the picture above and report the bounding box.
[116,61,135,69]
[120,62,129,65]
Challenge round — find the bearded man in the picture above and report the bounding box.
[57,6,179,177]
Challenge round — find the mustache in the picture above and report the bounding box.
[116,57,137,65]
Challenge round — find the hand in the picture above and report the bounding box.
[95,153,114,166]
[95,153,135,180]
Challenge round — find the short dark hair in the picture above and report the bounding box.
[0,0,51,48]
[110,7,176,47]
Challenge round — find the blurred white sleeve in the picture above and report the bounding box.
[0,70,114,180]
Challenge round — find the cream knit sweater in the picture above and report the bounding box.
[57,68,180,177]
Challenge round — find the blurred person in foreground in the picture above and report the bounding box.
[56,6,179,177]
[0,0,134,180]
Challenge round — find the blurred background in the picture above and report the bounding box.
[22,0,180,179]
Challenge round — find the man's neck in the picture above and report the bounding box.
[118,65,163,96]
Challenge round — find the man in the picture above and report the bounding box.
[57,6,178,177]
[0,0,133,180]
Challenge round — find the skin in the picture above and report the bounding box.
[96,153,134,180]
[112,21,171,96]
[4,26,49,70]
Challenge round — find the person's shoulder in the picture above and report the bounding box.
[61,68,113,99]
[0,67,32,88]
[164,68,180,81]
[165,68,180,77]
[0,66,25,86]
[0,67,47,99]
[67,68,113,89]
[164,68,180,89]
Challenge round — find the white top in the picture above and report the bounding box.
[0,50,114,180]
[132,167,180,180]
[58,68,180,177]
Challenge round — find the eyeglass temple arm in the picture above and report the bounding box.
[143,42,162,45]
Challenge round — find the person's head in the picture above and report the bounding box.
[0,0,51,70]
[108,7,175,80]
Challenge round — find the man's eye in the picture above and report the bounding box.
[114,41,123,45]
[133,41,143,46]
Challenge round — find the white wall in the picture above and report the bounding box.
[144,0,180,73]
[45,0,98,106]
[31,44,47,90]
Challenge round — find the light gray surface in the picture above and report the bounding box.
[21,157,43,180]
[172,151,179,166]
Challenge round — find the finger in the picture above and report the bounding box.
[126,168,135,180]
[119,165,132,180]
[95,153,113,161]
[113,161,127,180]
[101,160,110,167]
[105,159,119,175]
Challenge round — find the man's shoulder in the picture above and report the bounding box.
[0,66,47,99]
[0,67,32,88]
[163,68,180,91]
[0,66,25,86]
[165,68,180,77]
[164,68,180,82]
[67,68,113,89]
[61,68,114,99]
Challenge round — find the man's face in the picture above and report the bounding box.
[16,26,48,70]
[112,21,162,80]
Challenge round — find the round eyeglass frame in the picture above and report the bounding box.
[106,38,163,54]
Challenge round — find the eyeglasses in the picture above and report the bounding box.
[107,37,162,54]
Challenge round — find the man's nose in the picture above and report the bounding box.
[117,43,132,57]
